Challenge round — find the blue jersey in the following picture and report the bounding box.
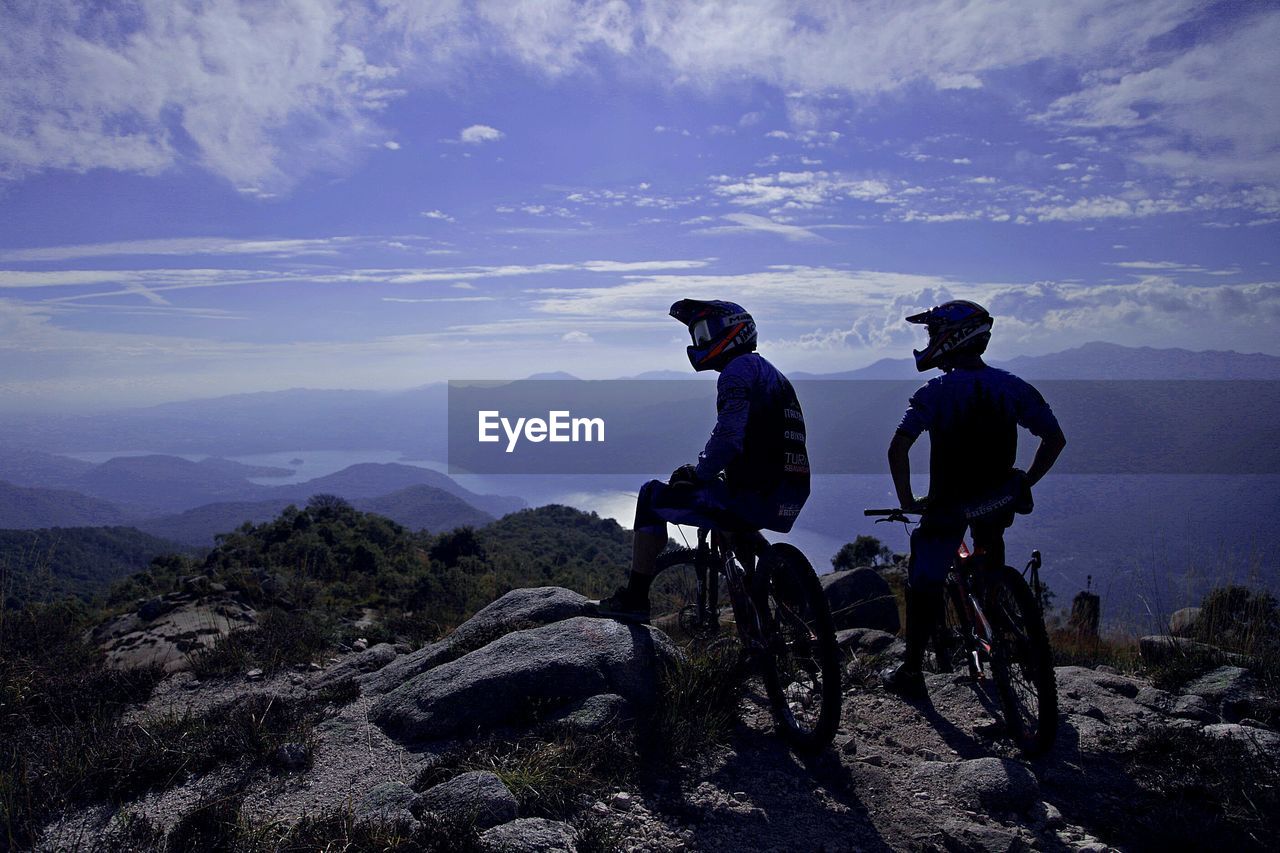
[896,366,1059,504]
[695,353,810,514]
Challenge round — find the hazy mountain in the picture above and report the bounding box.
[0,448,95,488]
[72,455,276,514]
[796,342,1280,380]
[997,342,1280,379]
[358,485,494,533]
[0,385,449,457]
[138,484,495,546]
[133,499,297,546]
[525,371,580,380]
[274,463,524,518]
[0,480,129,528]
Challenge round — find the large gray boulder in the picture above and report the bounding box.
[1184,666,1254,705]
[415,771,518,830]
[356,781,417,821]
[311,642,398,690]
[821,568,900,634]
[364,587,596,694]
[371,616,680,743]
[93,591,257,673]
[480,817,578,852]
[911,757,1039,813]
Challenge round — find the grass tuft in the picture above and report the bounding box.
[1128,725,1280,850]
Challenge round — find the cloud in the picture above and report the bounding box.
[459,124,504,144]
[1028,196,1189,222]
[381,296,494,303]
[710,170,894,210]
[0,1,420,192]
[420,209,456,222]
[3,0,1270,197]
[561,330,594,343]
[1039,9,1280,183]
[695,213,825,242]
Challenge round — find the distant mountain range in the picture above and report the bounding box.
[0,344,1274,461]
[0,458,524,543]
[793,341,1280,380]
[136,483,496,547]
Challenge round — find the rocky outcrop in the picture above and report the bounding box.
[93,590,256,672]
[364,586,597,695]
[414,771,518,830]
[370,616,679,743]
[821,567,900,634]
[479,817,578,852]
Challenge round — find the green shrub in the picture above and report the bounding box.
[420,729,636,819]
[648,639,748,763]
[1128,726,1280,850]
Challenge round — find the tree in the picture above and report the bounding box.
[832,535,891,571]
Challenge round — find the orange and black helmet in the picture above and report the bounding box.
[669,299,757,372]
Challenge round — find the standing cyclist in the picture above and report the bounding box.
[882,300,1067,698]
[595,299,810,624]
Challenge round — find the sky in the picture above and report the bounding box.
[1,0,1278,410]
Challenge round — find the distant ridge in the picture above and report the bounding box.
[137,483,495,546]
[794,342,1280,380]
[0,480,128,528]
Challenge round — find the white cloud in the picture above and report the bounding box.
[384,140,401,150]
[695,213,825,242]
[0,1,419,191]
[1039,9,1280,183]
[3,0,1271,198]
[381,296,494,303]
[1028,195,1189,222]
[711,170,894,210]
[459,124,504,144]
[420,209,456,222]
[0,236,367,262]
[561,330,594,343]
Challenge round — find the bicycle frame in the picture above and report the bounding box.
[694,527,772,650]
[949,548,997,678]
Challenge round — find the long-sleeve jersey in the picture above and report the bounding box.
[694,353,810,507]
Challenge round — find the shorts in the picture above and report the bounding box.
[633,478,801,536]
[908,509,1013,588]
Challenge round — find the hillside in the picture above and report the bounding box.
[0,480,128,528]
[73,455,276,514]
[138,485,496,547]
[0,526,188,605]
[358,485,494,534]
[274,463,525,518]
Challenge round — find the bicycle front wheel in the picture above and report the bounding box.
[757,543,842,754]
[653,547,720,641]
[985,565,1058,755]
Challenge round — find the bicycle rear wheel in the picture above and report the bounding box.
[985,565,1058,755]
[757,543,842,754]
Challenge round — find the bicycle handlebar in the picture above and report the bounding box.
[863,507,921,524]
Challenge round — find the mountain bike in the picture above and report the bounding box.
[864,508,1058,756]
[657,526,842,755]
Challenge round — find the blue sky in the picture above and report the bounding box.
[1,0,1278,409]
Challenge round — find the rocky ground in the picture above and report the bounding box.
[35,584,1280,852]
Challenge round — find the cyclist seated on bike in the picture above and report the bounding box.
[595,299,811,624]
[882,299,1067,699]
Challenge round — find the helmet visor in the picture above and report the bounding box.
[690,318,714,345]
